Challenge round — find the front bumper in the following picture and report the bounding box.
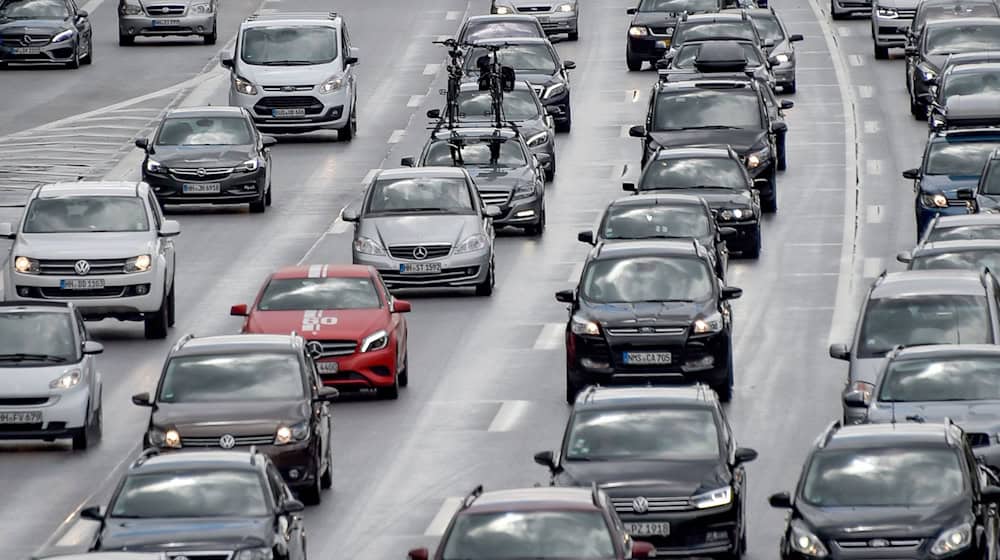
[772,63,796,86]
[0,386,90,439]
[872,15,913,47]
[118,12,216,37]
[494,193,544,229]
[782,537,982,560]
[617,504,738,556]
[832,0,872,14]
[266,439,321,488]
[353,249,491,289]
[537,11,578,34]
[230,86,350,133]
[716,219,760,252]
[143,168,266,205]
[6,268,165,318]
[627,35,672,62]
[0,39,78,64]
[314,346,397,390]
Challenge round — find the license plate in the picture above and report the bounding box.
[625,522,671,537]
[0,411,41,424]
[60,279,105,290]
[152,19,180,26]
[272,108,307,118]
[624,351,672,365]
[182,183,221,193]
[657,39,670,48]
[317,362,339,374]
[12,47,41,55]
[399,262,442,274]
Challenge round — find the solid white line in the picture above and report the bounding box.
[864,120,880,134]
[866,204,884,224]
[446,10,461,19]
[407,95,426,108]
[858,85,874,98]
[866,159,882,176]
[533,323,564,350]
[863,257,883,278]
[423,63,441,75]
[425,497,463,536]
[488,400,531,432]
[388,130,406,144]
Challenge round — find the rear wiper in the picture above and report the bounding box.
[0,353,68,362]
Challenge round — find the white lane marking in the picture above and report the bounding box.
[848,54,864,66]
[863,257,883,278]
[866,204,884,224]
[785,272,840,277]
[327,215,351,235]
[837,26,851,36]
[425,497,463,536]
[424,63,441,75]
[533,323,565,350]
[388,129,406,144]
[866,159,882,176]
[568,262,584,282]
[864,120,880,134]
[858,85,874,98]
[488,400,531,432]
[446,10,461,19]
[407,95,426,107]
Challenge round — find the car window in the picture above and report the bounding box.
[752,14,784,43]
[674,42,764,67]
[464,21,543,41]
[257,277,381,311]
[22,196,149,233]
[111,470,270,518]
[942,67,1000,98]
[465,44,557,74]
[365,177,475,214]
[675,22,758,45]
[582,256,715,303]
[857,294,992,357]
[924,141,999,176]
[0,0,69,19]
[925,23,1000,56]
[653,89,763,130]
[911,249,1000,272]
[565,407,720,460]
[158,352,308,402]
[639,0,719,11]
[927,224,1000,241]
[981,160,1000,194]
[602,204,713,239]
[0,311,77,364]
[155,117,253,146]
[456,89,541,121]
[640,156,749,190]
[240,25,338,66]
[879,356,1000,401]
[442,510,616,560]
[424,139,528,168]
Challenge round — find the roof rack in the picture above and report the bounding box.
[461,485,484,509]
[817,419,842,449]
[590,482,601,507]
[246,11,338,21]
[170,333,195,354]
[131,447,160,468]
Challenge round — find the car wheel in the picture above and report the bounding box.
[565,366,582,404]
[300,466,322,506]
[831,0,847,19]
[72,399,100,450]
[265,182,273,206]
[66,45,80,69]
[910,94,926,119]
[743,226,761,259]
[626,47,642,71]
[713,349,734,403]
[874,44,889,60]
[555,103,571,133]
[249,194,267,213]
[376,373,399,399]
[783,80,796,94]
[475,257,495,296]
[760,172,777,213]
[568,30,579,41]
[338,103,356,141]
[544,153,556,182]
[320,438,333,489]
[81,37,93,65]
[119,32,134,46]
[166,281,176,327]
[204,23,217,45]
[777,137,787,171]
[398,349,409,387]
[525,208,545,236]
[143,294,169,339]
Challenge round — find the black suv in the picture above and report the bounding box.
[669,11,765,50]
[624,146,763,257]
[79,448,308,559]
[535,385,758,558]
[770,421,1000,560]
[624,0,724,71]
[131,333,337,504]
[556,240,742,402]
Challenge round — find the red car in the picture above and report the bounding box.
[231,264,411,399]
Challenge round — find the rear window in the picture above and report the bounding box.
[858,295,992,357]
[674,21,758,45]
[240,25,338,66]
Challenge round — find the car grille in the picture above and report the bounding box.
[388,244,452,260]
[967,432,992,447]
[39,287,127,298]
[1,32,52,44]
[479,190,511,207]
[182,434,274,447]
[165,553,233,560]
[253,96,324,116]
[606,326,686,336]
[308,339,357,357]
[896,8,916,17]
[517,5,552,12]
[262,85,314,92]
[37,258,128,276]
[611,496,693,513]
[648,26,672,35]
[0,397,49,406]
[169,167,235,180]
[144,4,186,15]
[837,539,922,550]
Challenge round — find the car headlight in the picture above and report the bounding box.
[747,146,771,169]
[693,311,723,334]
[774,53,791,64]
[543,83,566,99]
[236,158,260,172]
[494,4,513,14]
[877,6,899,17]
[145,158,163,173]
[191,2,213,13]
[148,427,182,448]
[51,29,74,43]
[921,193,949,208]
[274,421,310,445]
[931,523,972,556]
[789,524,828,558]
[120,2,142,14]
[319,75,345,94]
[571,315,600,336]
[629,25,649,37]
[13,256,38,274]
[526,131,549,147]
[235,548,274,560]
[125,254,152,273]
[691,486,732,509]
[718,207,754,221]
[557,2,574,11]
[49,370,81,389]
[233,75,257,95]
[455,233,488,253]
[361,329,389,352]
[353,236,386,256]
[513,183,536,200]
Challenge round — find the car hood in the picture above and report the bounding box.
[582,300,708,327]
[867,400,1000,433]
[16,232,153,260]
[465,166,535,191]
[152,145,257,168]
[0,363,83,394]
[363,215,482,249]
[246,308,385,340]
[515,71,563,88]
[631,12,683,26]
[100,517,271,551]
[557,459,729,497]
[649,129,766,153]
[153,400,309,435]
[643,188,754,209]
[238,61,340,87]
[0,18,70,34]
[919,174,979,196]
[798,499,969,539]
[849,356,885,385]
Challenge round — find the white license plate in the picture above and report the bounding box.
[317,362,339,374]
[0,411,41,424]
[60,279,105,290]
[182,183,221,193]
[152,19,181,26]
[400,262,442,274]
[272,108,307,117]
[12,47,41,55]
[625,522,671,537]
[624,351,672,365]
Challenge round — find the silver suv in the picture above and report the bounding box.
[871,0,920,59]
[0,302,103,450]
[490,0,579,40]
[223,11,360,140]
[0,182,180,340]
[118,0,218,45]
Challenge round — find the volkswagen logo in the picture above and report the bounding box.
[869,539,890,548]
[218,434,236,449]
[196,168,207,177]
[412,246,429,260]
[306,340,324,358]
[631,496,649,514]
[73,260,91,276]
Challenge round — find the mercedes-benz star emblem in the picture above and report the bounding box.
[196,168,207,177]
[306,340,324,358]
[631,496,649,514]
[219,434,236,449]
[22,34,31,45]
[74,260,91,276]
[412,246,429,260]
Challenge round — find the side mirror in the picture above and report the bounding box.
[957,188,976,200]
[719,226,738,239]
[632,541,655,559]
[535,153,552,166]
[82,340,104,355]
[230,303,249,316]
[622,182,637,192]
[628,124,646,138]
[752,178,768,190]
[734,447,758,465]
[80,505,103,521]
[789,33,804,42]
[626,7,637,14]
[345,55,359,65]
[485,205,502,218]
[316,386,340,401]
[426,108,441,119]
[408,548,430,560]
[655,58,672,70]
[134,138,149,151]
[901,168,920,180]
[261,135,277,148]
[555,289,575,303]
[828,343,850,361]
[771,121,788,133]
[342,207,360,222]
[780,100,794,110]
[896,251,913,264]
[77,9,88,17]
[0,222,15,239]
[400,156,415,167]
[221,56,234,68]
[721,286,743,300]
[283,498,306,513]
[392,299,412,313]
[158,220,181,237]
[533,450,559,472]
[563,60,576,70]
[577,230,595,245]
[768,491,792,509]
[131,392,153,407]
[843,387,871,408]
[982,486,1000,502]
[905,46,918,57]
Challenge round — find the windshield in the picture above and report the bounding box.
[366,177,475,214]
[858,295,991,357]
[654,90,763,130]
[639,0,720,11]
[111,470,269,518]
[257,277,381,311]
[942,68,1000,98]
[917,4,999,31]
[0,311,75,365]
[982,160,1000,194]
[155,117,252,146]
[240,25,338,66]
[924,141,998,175]
[675,22,758,45]
[442,511,615,560]
[673,42,763,68]
[466,44,557,74]
[926,23,1000,55]
[752,14,784,43]
[582,256,714,303]
[464,21,542,41]
[802,448,964,507]
[0,0,67,19]
[22,197,149,234]
[928,224,1000,241]
[456,90,541,121]
[565,408,719,460]
[158,352,307,402]
[602,204,712,240]
[424,139,528,168]
[639,156,749,190]
[911,249,1000,272]
[880,356,1000,401]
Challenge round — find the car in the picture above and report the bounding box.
[80,448,309,559]
[625,0,724,71]
[223,11,359,139]
[427,81,557,179]
[231,264,411,399]
[405,486,656,560]
[629,77,787,211]
[556,240,743,402]
[0,182,180,340]
[743,7,802,91]
[769,421,1000,560]
[669,11,765,51]
[0,0,92,68]
[464,37,575,132]
[829,269,1000,424]
[897,238,1000,270]
[0,302,103,450]
[117,0,217,45]
[344,168,499,295]
[535,386,757,557]
[489,0,579,40]
[623,146,763,257]
[403,127,547,235]
[131,333,337,504]
[905,17,1000,119]
[456,14,545,42]
[136,106,275,213]
[921,213,1000,242]
[871,0,919,59]
[902,125,999,237]
[974,146,1000,211]
[907,0,1000,49]
[926,54,1000,123]
[658,39,777,90]
[42,554,166,560]
[830,0,872,19]
[577,193,735,279]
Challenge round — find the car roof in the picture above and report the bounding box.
[892,343,1000,361]
[242,11,341,27]
[465,14,541,23]
[593,239,701,259]
[915,239,1000,254]
[172,334,301,357]
[130,450,260,473]
[37,181,142,198]
[269,264,374,280]
[165,106,246,118]
[681,13,748,22]
[471,36,548,45]
[459,80,533,92]
[608,193,708,208]
[680,38,755,47]
[431,128,519,140]
[376,167,469,180]
[824,423,955,450]
[573,385,717,410]
[653,146,734,159]
[465,488,600,513]
[925,16,1000,29]
[0,301,72,312]
[871,270,988,298]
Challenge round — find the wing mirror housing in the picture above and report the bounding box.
[982,486,1000,502]
[535,153,552,167]
[901,168,920,180]
[342,207,360,222]
[789,33,803,42]
[408,548,430,560]
[400,156,415,167]
[283,498,306,513]
[628,124,646,138]
[626,7,637,14]
[80,505,104,521]
[719,226,738,239]
[158,220,181,238]
[721,286,743,300]
[485,205,502,218]
[622,182,637,192]
[82,341,104,355]
[577,230,595,245]
[768,492,792,508]
[221,56,234,68]
[771,121,788,133]
[555,289,575,303]
[843,387,871,408]
[734,447,758,465]
[316,386,340,401]
[426,108,441,119]
[957,188,976,200]
[533,450,560,472]
[392,299,412,313]
[131,392,153,407]
[134,138,149,151]
[230,303,249,316]
[563,60,576,70]
[262,135,277,148]
[896,251,913,264]
[828,343,850,361]
[780,100,794,110]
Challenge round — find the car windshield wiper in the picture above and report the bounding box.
[629,298,695,303]
[260,60,317,65]
[0,353,68,362]
[403,207,460,212]
[658,125,742,131]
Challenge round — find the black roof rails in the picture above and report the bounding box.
[590,481,601,507]
[817,419,842,449]
[170,333,195,354]
[131,447,160,468]
[461,485,484,509]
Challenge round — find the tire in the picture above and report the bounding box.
[118,33,134,46]
[300,468,322,506]
[743,227,761,259]
[249,194,266,213]
[544,154,556,182]
[566,366,582,405]
[376,374,399,399]
[397,349,409,387]
[874,43,889,60]
[626,47,642,71]
[555,103,571,133]
[166,281,176,327]
[524,209,545,236]
[265,182,272,206]
[143,294,169,340]
[204,23,217,45]
[783,80,796,94]
[66,45,80,69]
[568,30,579,41]
[72,400,101,451]
[338,103,356,142]
[475,258,495,296]
[761,173,778,213]
[319,438,333,489]
[714,350,734,403]
[81,37,92,65]
[910,94,926,120]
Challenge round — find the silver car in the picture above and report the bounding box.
[491,0,579,40]
[0,302,103,450]
[871,0,920,59]
[343,168,500,296]
[117,0,218,45]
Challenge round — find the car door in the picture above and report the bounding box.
[146,192,175,287]
[266,463,306,559]
[304,351,332,466]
